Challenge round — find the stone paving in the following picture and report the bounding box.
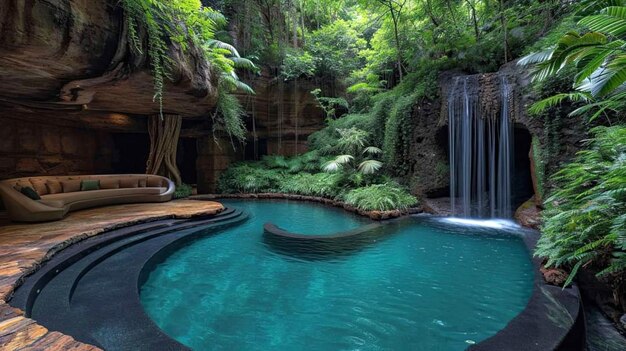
[0,200,223,350]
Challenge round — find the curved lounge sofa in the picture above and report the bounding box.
[0,174,175,223]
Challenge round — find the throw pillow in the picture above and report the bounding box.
[46,180,63,194]
[30,179,49,196]
[61,180,81,193]
[81,180,100,191]
[15,180,32,190]
[21,186,41,200]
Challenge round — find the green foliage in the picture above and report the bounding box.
[308,113,379,154]
[217,164,283,193]
[311,89,349,121]
[344,183,418,211]
[281,49,316,80]
[119,0,255,139]
[531,136,546,201]
[306,19,367,79]
[278,172,346,198]
[173,183,193,199]
[213,90,247,142]
[321,127,383,176]
[520,1,626,123]
[382,92,416,175]
[537,126,626,286]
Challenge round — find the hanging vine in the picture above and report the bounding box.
[118,0,257,127]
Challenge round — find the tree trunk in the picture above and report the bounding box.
[146,114,183,186]
[389,3,404,82]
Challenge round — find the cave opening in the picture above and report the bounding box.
[111,133,150,174]
[512,125,535,211]
[178,137,198,185]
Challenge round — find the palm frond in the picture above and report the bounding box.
[358,160,383,175]
[528,92,592,115]
[207,39,241,58]
[363,146,383,155]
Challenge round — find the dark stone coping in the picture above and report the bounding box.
[10,202,583,351]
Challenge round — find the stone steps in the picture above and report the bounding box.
[8,208,246,351]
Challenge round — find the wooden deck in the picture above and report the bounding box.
[0,200,223,350]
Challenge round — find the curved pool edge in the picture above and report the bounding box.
[191,193,422,220]
[461,220,584,351]
[8,206,583,351]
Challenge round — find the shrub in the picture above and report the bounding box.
[537,126,626,287]
[308,113,379,154]
[278,172,345,198]
[217,164,282,193]
[344,183,418,211]
[174,183,193,199]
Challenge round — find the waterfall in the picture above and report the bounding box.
[448,75,514,218]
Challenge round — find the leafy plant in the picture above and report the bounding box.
[281,49,317,80]
[344,182,418,211]
[119,0,256,133]
[311,89,349,121]
[174,183,193,199]
[323,128,383,175]
[519,0,626,123]
[537,126,626,289]
[212,90,247,143]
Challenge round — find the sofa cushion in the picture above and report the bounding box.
[61,180,81,193]
[147,177,164,188]
[120,177,139,188]
[100,179,120,189]
[47,180,63,194]
[30,179,49,196]
[138,177,147,187]
[41,187,167,206]
[21,187,41,200]
[81,180,100,191]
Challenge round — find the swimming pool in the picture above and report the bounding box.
[140,200,534,350]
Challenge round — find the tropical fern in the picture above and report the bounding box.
[520,1,626,122]
[537,126,626,289]
[343,183,418,211]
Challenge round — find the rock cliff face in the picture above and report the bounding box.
[197,72,330,192]
[0,0,327,193]
[236,71,330,157]
[0,0,218,117]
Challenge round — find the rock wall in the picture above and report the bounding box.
[0,118,114,180]
[237,71,329,157]
[194,73,329,192]
[0,0,219,117]
[196,136,243,194]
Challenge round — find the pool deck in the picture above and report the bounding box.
[0,200,223,351]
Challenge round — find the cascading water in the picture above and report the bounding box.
[448,75,514,218]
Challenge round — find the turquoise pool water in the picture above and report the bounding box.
[140,200,534,350]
